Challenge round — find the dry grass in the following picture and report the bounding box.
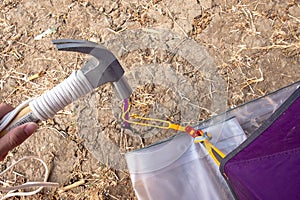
[0,0,299,199]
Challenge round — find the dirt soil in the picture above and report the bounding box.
[0,0,299,199]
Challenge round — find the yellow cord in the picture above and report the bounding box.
[122,99,225,166]
[203,140,225,166]
[122,101,186,131]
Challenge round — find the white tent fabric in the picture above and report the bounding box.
[126,117,246,200]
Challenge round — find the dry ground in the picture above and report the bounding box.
[0,0,299,199]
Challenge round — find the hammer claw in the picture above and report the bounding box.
[52,39,97,46]
[52,39,132,99]
[54,43,94,54]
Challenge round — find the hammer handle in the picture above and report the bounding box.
[0,70,93,138]
[0,106,38,137]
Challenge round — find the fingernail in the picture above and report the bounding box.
[24,123,38,135]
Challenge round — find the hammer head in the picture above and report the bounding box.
[52,39,132,100]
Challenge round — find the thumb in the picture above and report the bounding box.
[0,123,38,161]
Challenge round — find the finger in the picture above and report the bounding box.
[0,103,14,119]
[0,122,38,161]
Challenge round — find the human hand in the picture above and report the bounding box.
[0,103,38,161]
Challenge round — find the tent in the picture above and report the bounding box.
[125,81,300,199]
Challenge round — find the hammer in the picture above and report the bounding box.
[0,39,132,136]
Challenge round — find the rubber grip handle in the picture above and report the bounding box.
[0,106,39,138]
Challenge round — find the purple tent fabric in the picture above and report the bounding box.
[221,87,300,200]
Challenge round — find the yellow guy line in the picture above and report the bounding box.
[122,100,225,166]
